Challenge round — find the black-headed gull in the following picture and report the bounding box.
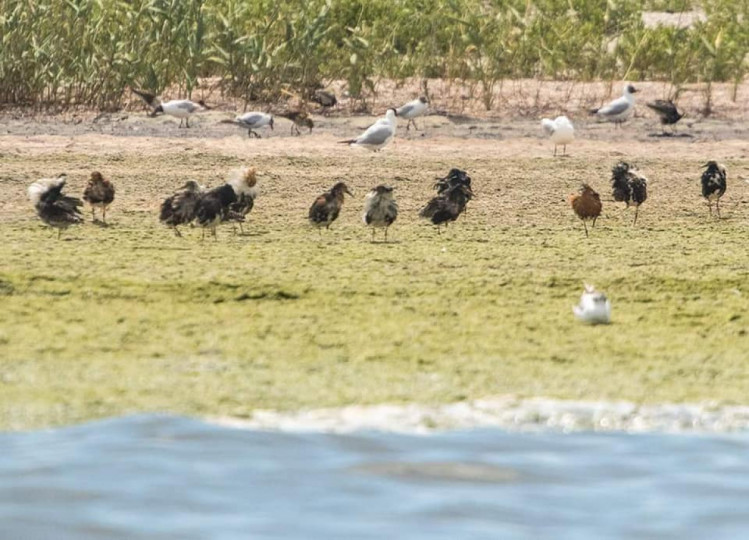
[591,84,637,126]
[339,109,397,152]
[396,96,428,130]
[151,99,210,128]
[540,115,574,156]
[573,284,611,324]
[222,112,274,138]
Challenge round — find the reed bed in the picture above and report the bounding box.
[0,0,747,111]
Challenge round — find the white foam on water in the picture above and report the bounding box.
[212,397,749,435]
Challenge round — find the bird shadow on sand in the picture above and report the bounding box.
[90,220,112,228]
[648,132,694,138]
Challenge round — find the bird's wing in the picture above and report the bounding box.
[356,123,393,145]
[175,101,199,113]
[237,112,264,125]
[645,100,675,115]
[597,97,630,116]
[541,118,555,135]
[397,103,415,117]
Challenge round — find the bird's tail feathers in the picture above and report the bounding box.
[27,175,66,205]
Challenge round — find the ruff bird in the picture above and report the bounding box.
[151,99,210,128]
[569,183,602,237]
[610,162,648,225]
[573,284,611,325]
[646,99,684,132]
[129,87,161,112]
[82,171,116,224]
[221,112,274,138]
[396,96,429,131]
[279,110,313,135]
[159,180,204,237]
[312,89,337,114]
[420,177,474,231]
[590,84,638,126]
[701,161,727,218]
[195,167,260,240]
[27,174,83,239]
[363,185,398,242]
[339,109,397,152]
[309,182,353,233]
[223,167,259,235]
[541,115,575,156]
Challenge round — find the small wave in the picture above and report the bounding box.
[212,397,749,434]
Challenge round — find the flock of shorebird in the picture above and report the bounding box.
[24,83,729,325]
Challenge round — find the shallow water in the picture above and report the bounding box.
[2,415,749,539]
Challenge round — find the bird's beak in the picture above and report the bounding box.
[199,100,211,110]
[631,88,639,93]
[345,188,354,196]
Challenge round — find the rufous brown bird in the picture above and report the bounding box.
[569,183,602,237]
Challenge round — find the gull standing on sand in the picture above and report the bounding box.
[541,115,574,156]
[590,84,638,126]
[573,284,611,325]
[339,109,397,152]
[151,99,211,128]
[396,96,429,131]
[221,112,274,138]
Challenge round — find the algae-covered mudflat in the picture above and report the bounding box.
[0,113,747,430]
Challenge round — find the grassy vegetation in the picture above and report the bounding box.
[1,0,747,110]
[1,141,747,430]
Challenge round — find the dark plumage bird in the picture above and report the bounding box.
[420,169,474,231]
[223,168,259,235]
[129,87,161,111]
[82,171,116,224]
[308,182,353,233]
[159,180,204,237]
[194,167,259,240]
[610,162,648,225]
[363,185,398,242]
[311,90,337,114]
[27,174,83,239]
[569,183,602,237]
[646,99,684,132]
[701,161,727,218]
[279,110,314,135]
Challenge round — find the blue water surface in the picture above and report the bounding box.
[1,415,748,539]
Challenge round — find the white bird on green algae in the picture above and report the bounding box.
[573,284,611,325]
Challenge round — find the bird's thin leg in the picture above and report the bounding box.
[385,227,389,243]
[212,225,217,240]
[185,117,190,128]
[371,228,375,242]
[583,220,589,238]
[708,202,712,217]
[91,207,96,222]
[406,120,411,131]
[239,222,245,235]
[413,119,419,131]
[716,199,721,218]
[633,206,639,226]
[102,207,107,225]
[563,145,567,155]
[174,226,182,238]
[592,216,598,228]
[201,228,206,241]
[57,228,62,240]
[553,145,557,157]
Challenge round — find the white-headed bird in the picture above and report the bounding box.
[159,180,204,237]
[541,115,574,156]
[573,284,611,325]
[82,171,115,224]
[309,182,353,234]
[195,167,260,240]
[610,162,648,225]
[151,99,211,128]
[701,161,727,218]
[363,185,398,242]
[221,112,274,138]
[569,183,602,238]
[339,109,397,152]
[590,84,638,126]
[223,167,259,235]
[27,174,83,239]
